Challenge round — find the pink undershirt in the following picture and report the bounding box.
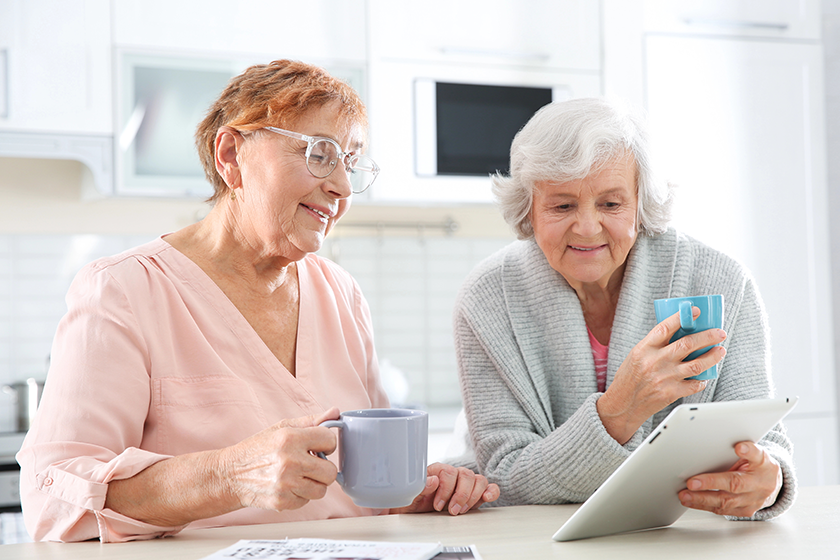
[587,327,609,393]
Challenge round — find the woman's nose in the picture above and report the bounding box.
[325,167,353,199]
[573,207,602,237]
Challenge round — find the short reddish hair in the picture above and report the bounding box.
[195,59,368,204]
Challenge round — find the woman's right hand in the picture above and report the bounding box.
[596,307,727,444]
[220,407,341,512]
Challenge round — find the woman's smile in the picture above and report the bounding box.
[299,202,334,224]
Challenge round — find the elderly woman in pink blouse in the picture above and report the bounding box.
[17,59,499,543]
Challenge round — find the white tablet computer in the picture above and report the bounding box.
[552,396,798,542]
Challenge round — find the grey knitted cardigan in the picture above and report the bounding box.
[453,228,796,520]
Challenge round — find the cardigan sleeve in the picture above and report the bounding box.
[454,303,645,506]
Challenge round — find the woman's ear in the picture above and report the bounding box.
[214,126,243,189]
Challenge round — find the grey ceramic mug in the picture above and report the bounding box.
[319,408,428,508]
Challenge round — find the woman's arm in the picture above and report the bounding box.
[454,308,637,505]
[104,410,340,527]
[677,277,797,519]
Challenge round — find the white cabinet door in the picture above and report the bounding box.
[645,35,836,483]
[368,0,601,71]
[644,0,821,40]
[0,0,111,134]
[113,0,367,64]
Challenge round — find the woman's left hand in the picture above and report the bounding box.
[392,463,500,515]
[678,441,782,517]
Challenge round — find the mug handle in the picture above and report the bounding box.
[678,300,696,332]
[317,420,345,485]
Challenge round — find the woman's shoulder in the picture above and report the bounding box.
[74,237,174,286]
[460,240,526,286]
[457,239,548,306]
[643,228,756,296]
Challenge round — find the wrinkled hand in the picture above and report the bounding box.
[221,407,341,512]
[597,307,727,443]
[678,441,783,517]
[392,463,500,515]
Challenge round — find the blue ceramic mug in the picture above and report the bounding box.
[319,408,428,508]
[653,294,725,381]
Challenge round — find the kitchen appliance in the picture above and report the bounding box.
[414,79,566,178]
[0,432,25,510]
[2,378,44,433]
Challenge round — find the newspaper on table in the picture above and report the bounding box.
[199,538,443,560]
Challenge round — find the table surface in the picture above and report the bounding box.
[5,485,839,559]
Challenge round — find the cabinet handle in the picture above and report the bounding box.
[440,46,550,63]
[683,18,790,31]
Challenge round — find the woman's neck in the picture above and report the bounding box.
[164,205,298,295]
[568,263,626,346]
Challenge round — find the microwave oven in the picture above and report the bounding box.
[414,79,571,178]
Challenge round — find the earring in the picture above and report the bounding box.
[230,189,237,200]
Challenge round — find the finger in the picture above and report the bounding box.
[460,475,490,513]
[429,463,459,512]
[670,328,727,363]
[446,468,479,515]
[679,483,766,518]
[291,475,333,502]
[733,441,764,463]
[677,344,726,380]
[298,447,339,484]
[649,308,698,346]
[483,483,501,503]
[686,469,751,494]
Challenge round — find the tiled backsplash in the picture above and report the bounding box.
[0,232,511,432]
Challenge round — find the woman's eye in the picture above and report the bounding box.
[603,201,621,209]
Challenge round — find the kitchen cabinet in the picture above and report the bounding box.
[0,0,111,134]
[368,0,600,71]
[113,52,366,198]
[645,34,837,484]
[110,0,368,197]
[112,0,367,64]
[643,0,821,40]
[365,0,602,204]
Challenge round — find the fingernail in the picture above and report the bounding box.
[681,494,693,505]
[688,479,701,490]
[426,478,434,488]
[435,500,445,511]
[450,504,461,515]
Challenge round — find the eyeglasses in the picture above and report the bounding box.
[263,126,379,194]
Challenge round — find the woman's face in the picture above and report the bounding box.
[234,102,361,260]
[530,153,639,291]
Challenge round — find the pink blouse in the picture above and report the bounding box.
[16,238,389,542]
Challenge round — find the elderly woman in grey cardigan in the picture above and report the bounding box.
[453,97,795,520]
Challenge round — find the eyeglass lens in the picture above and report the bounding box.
[306,139,377,194]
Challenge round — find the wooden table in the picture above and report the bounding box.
[5,485,839,559]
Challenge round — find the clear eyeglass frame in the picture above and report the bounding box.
[263,126,379,194]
